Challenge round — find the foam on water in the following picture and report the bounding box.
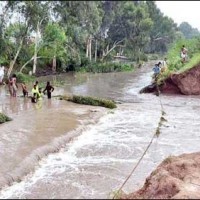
[0,103,161,199]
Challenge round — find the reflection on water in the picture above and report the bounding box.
[0,63,200,198]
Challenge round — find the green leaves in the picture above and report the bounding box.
[39,23,67,63]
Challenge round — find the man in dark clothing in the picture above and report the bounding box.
[43,81,54,99]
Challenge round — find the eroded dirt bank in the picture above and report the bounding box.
[141,65,200,95]
[121,152,200,199]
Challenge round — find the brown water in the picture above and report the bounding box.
[0,62,200,199]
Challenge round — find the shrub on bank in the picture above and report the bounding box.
[0,113,12,124]
[77,62,134,73]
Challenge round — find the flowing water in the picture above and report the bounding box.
[0,63,200,199]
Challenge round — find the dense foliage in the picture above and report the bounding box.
[0,1,199,77]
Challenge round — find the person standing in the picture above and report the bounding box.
[35,81,39,93]
[31,84,39,103]
[8,77,13,96]
[8,74,18,97]
[43,81,54,99]
[161,58,168,73]
[152,63,160,83]
[12,74,18,97]
[181,45,188,63]
[0,66,5,85]
[21,82,28,97]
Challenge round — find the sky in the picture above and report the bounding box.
[156,1,200,31]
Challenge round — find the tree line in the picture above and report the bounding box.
[0,1,199,76]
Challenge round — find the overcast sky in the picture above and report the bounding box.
[156,1,200,31]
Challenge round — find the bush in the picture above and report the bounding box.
[77,62,134,73]
[0,113,12,124]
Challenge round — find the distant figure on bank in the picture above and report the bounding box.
[152,63,161,83]
[21,82,28,97]
[161,58,168,73]
[43,81,54,99]
[181,45,188,63]
[0,66,5,85]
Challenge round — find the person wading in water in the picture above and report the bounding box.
[43,81,54,99]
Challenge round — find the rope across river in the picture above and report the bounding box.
[112,85,166,199]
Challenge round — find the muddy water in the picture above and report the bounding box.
[0,63,200,199]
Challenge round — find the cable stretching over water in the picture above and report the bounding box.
[112,86,166,199]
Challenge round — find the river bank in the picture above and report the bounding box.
[121,152,200,199]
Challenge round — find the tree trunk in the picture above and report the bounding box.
[20,56,47,73]
[32,51,37,74]
[101,39,124,61]
[20,56,34,73]
[33,21,41,74]
[89,36,92,61]
[95,39,97,62]
[86,37,89,58]
[52,56,56,72]
[7,39,24,78]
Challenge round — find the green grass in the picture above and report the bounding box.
[58,95,117,109]
[157,37,200,84]
[0,113,12,124]
[178,53,200,73]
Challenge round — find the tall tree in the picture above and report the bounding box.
[179,22,200,39]
[146,1,178,53]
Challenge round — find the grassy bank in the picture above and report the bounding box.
[157,37,200,83]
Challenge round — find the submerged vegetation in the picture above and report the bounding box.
[58,95,117,109]
[0,113,12,124]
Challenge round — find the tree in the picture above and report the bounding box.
[179,22,200,39]
[146,1,178,54]
[107,2,153,62]
[41,23,67,71]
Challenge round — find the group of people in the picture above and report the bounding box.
[30,81,54,103]
[7,74,54,103]
[152,44,188,83]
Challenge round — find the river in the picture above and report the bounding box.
[0,62,199,199]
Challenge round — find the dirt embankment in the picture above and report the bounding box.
[121,152,200,199]
[141,65,200,95]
